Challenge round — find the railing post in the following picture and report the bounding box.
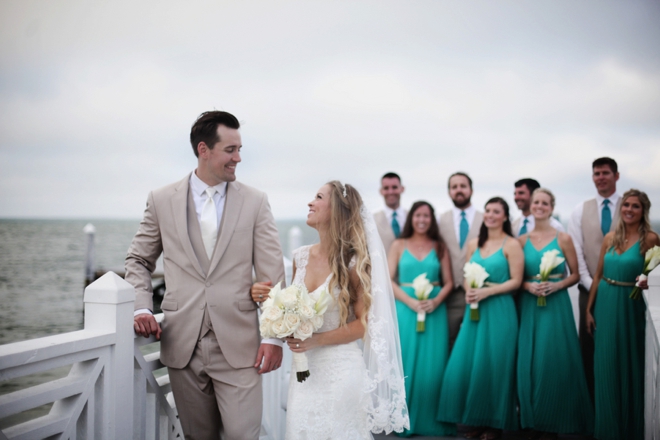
[84,272,136,440]
[83,223,96,287]
[645,265,660,440]
[288,226,302,260]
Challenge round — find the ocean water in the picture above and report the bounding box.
[0,218,317,346]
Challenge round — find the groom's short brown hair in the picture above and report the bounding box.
[190,111,240,157]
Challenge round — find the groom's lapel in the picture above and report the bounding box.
[171,174,205,279]
[208,181,244,275]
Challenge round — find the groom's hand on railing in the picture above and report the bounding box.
[255,343,283,374]
[134,313,162,339]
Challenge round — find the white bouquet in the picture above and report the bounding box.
[412,273,434,332]
[537,249,565,307]
[464,262,489,321]
[259,282,332,382]
[630,245,660,300]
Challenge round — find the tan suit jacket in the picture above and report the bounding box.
[125,174,285,369]
[374,209,407,253]
[438,210,484,288]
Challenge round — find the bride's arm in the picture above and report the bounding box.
[287,268,367,352]
[251,261,297,303]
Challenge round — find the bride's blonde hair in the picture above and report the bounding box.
[325,181,372,330]
[612,189,652,254]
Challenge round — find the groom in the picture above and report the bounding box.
[126,110,285,440]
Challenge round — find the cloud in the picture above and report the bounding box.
[0,0,659,221]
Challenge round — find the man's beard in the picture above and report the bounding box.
[452,196,471,209]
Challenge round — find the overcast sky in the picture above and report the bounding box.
[1,0,659,222]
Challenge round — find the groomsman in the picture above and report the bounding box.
[512,178,565,236]
[374,172,407,252]
[438,172,483,349]
[568,157,621,400]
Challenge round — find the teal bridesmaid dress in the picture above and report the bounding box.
[517,236,594,434]
[395,248,455,437]
[593,242,645,440]
[436,242,518,431]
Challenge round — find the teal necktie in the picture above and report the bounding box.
[391,211,401,238]
[519,218,529,235]
[601,199,612,236]
[459,211,469,248]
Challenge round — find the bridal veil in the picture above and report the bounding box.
[360,205,410,433]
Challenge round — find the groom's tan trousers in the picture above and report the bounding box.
[169,315,262,440]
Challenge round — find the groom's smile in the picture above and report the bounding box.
[197,124,242,186]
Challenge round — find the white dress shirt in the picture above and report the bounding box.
[568,192,621,290]
[452,205,476,243]
[383,206,408,230]
[515,214,565,237]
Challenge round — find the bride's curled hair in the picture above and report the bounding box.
[325,181,372,330]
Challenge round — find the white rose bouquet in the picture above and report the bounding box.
[464,262,489,321]
[259,282,333,382]
[537,249,565,307]
[630,245,660,300]
[412,273,434,332]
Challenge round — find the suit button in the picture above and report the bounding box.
[206,282,211,287]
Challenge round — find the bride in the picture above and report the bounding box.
[252,181,409,439]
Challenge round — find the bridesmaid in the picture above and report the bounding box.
[586,189,659,440]
[517,188,593,439]
[388,201,455,437]
[437,197,523,440]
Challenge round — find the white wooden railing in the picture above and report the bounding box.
[0,262,295,440]
[645,265,660,440]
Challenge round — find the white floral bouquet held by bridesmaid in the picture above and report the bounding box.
[259,282,333,382]
[537,249,565,307]
[412,273,434,332]
[464,262,489,321]
[630,245,660,300]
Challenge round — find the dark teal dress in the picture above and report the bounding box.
[436,243,518,431]
[593,242,645,440]
[517,236,594,434]
[395,248,455,437]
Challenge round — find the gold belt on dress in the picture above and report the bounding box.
[400,282,440,287]
[484,282,500,287]
[603,277,635,287]
[526,274,564,282]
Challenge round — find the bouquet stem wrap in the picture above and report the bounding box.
[416,311,426,332]
[630,245,660,300]
[469,303,479,321]
[292,352,310,382]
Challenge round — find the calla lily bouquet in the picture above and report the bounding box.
[630,245,660,300]
[464,262,489,321]
[537,249,565,307]
[412,273,434,332]
[259,282,333,382]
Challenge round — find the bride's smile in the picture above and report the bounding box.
[306,184,332,229]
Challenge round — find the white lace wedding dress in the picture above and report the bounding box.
[285,245,372,440]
